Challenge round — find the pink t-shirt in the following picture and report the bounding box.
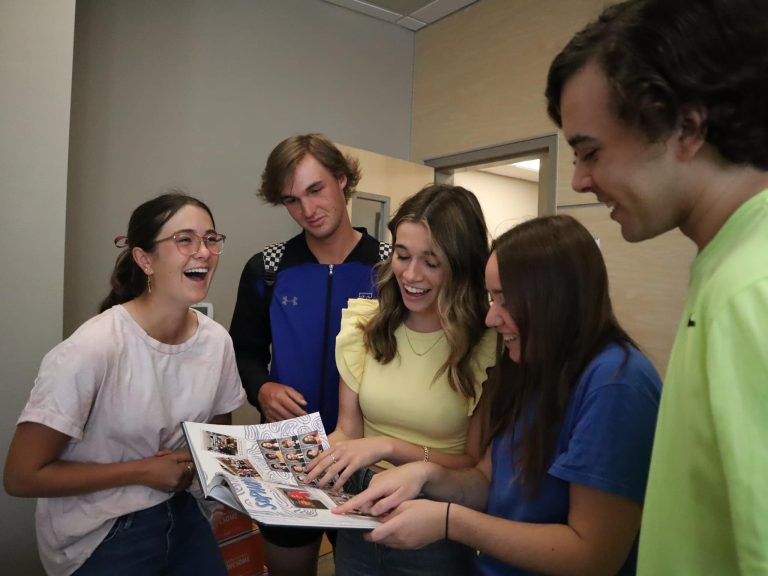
[18,305,245,575]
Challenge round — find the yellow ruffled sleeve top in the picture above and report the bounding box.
[335,298,496,463]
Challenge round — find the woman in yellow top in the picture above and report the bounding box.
[305,184,496,576]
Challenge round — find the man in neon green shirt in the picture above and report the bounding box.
[544,0,768,573]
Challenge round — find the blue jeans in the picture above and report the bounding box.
[335,528,474,576]
[74,492,227,576]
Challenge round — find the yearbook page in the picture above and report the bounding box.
[182,412,379,529]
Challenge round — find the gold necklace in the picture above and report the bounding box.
[403,326,445,357]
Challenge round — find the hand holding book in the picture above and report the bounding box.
[182,413,380,529]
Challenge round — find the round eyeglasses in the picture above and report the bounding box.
[154,231,226,255]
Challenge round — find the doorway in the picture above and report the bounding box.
[351,191,391,241]
[423,134,558,238]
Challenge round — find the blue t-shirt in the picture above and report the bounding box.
[476,343,662,576]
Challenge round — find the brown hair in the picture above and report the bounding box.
[364,184,490,401]
[545,0,768,169]
[481,215,635,490]
[259,133,361,205]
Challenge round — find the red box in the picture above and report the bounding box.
[211,506,255,542]
[220,530,266,576]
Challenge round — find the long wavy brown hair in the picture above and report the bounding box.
[363,184,490,401]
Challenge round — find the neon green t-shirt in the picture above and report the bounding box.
[638,189,768,575]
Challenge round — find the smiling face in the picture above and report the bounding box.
[560,61,692,242]
[390,221,446,332]
[136,204,219,308]
[280,153,349,242]
[484,252,520,363]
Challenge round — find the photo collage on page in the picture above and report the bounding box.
[200,424,376,519]
[259,430,324,484]
[204,431,261,479]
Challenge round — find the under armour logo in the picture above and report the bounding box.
[281,296,299,306]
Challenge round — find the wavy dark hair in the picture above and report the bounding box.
[259,133,361,205]
[99,192,215,312]
[546,0,768,169]
[480,215,636,491]
[364,184,490,401]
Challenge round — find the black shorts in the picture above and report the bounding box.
[257,524,333,548]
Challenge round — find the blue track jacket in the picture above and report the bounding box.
[230,229,389,430]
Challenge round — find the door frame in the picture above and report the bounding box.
[422,134,558,217]
[352,191,391,241]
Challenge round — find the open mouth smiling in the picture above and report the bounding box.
[184,267,209,280]
[404,285,429,295]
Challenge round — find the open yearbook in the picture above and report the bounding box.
[182,412,380,529]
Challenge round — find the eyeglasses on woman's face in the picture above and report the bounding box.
[154,230,226,255]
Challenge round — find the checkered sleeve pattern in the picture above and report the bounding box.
[263,242,286,274]
[378,241,392,261]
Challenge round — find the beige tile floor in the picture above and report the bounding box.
[318,552,335,576]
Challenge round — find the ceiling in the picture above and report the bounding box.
[320,0,478,31]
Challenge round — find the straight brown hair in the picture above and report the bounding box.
[481,215,635,490]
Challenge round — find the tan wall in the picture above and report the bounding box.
[413,0,695,375]
[337,143,435,232]
[559,206,696,373]
[413,0,606,207]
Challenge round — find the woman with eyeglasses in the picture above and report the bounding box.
[4,192,245,576]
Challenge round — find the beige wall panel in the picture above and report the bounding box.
[337,143,435,226]
[559,205,696,375]
[412,0,608,207]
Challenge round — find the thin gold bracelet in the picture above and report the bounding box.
[423,445,430,462]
